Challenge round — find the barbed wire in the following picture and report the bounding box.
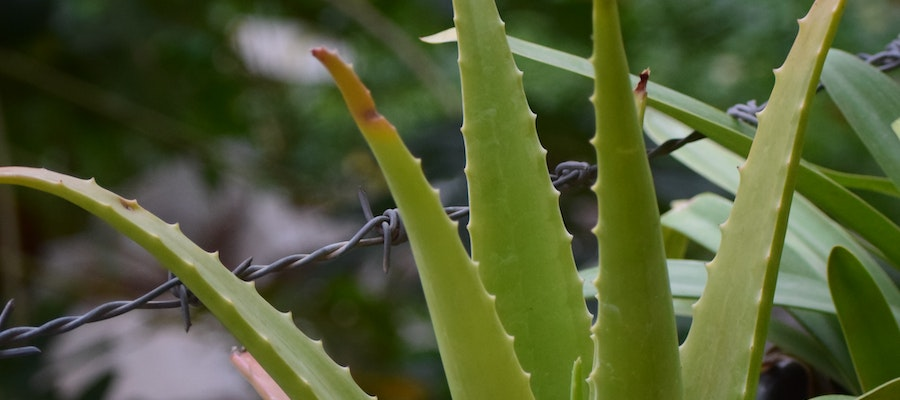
[654,34,900,154]
[1,35,898,360]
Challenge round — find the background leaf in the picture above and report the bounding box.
[821,49,900,190]
[828,247,900,392]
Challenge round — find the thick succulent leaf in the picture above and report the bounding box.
[569,358,585,400]
[0,167,372,400]
[423,28,900,271]
[645,100,897,395]
[828,247,900,392]
[313,48,534,400]
[821,49,900,190]
[679,2,845,399]
[587,1,682,398]
[450,0,593,397]
[645,109,900,308]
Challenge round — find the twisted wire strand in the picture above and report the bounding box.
[651,34,900,154]
[1,35,897,359]
[0,162,598,358]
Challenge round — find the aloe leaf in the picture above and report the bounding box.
[0,167,371,399]
[312,48,534,400]
[450,0,593,397]
[821,49,900,190]
[679,1,845,399]
[424,28,900,271]
[828,247,900,391]
[570,358,585,400]
[588,1,682,398]
[645,108,900,308]
[645,104,899,394]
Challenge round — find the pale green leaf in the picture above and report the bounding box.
[679,2,845,399]
[424,28,900,271]
[451,0,593,397]
[587,0,682,398]
[315,48,535,400]
[0,167,372,400]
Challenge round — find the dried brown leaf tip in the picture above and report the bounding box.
[635,68,650,94]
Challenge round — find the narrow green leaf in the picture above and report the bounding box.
[588,1,682,398]
[859,377,900,400]
[450,0,593,397]
[821,49,900,190]
[818,167,900,198]
[425,28,900,271]
[313,48,534,400]
[679,2,845,399]
[580,259,836,315]
[645,109,900,308]
[646,107,898,394]
[828,247,900,391]
[0,167,372,400]
[768,316,859,393]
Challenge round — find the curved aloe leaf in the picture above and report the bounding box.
[0,167,372,400]
[679,1,845,399]
[588,1,682,398]
[424,27,900,271]
[821,49,900,190]
[312,47,534,400]
[828,247,900,392]
[450,0,593,397]
[645,108,900,309]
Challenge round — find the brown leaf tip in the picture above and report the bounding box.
[635,68,650,93]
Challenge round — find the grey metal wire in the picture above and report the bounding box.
[653,34,900,153]
[0,35,897,359]
[0,162,597,358]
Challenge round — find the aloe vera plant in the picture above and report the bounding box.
[2,0,900,399]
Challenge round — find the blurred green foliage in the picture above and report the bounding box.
[0,0,896,398]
